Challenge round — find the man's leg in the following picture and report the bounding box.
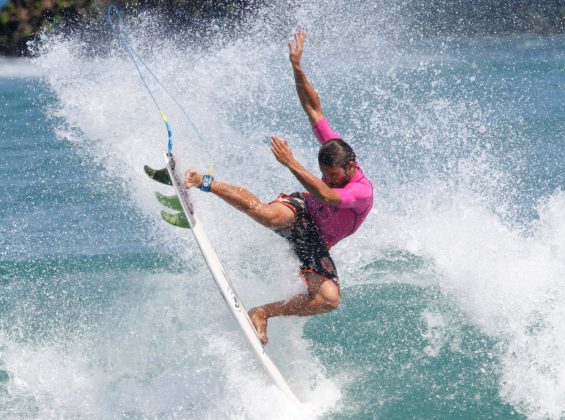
[186,170,296,229]
[186,171,337,343]
[249,271,340,344]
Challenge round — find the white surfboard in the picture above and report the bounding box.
[162,152,300,403]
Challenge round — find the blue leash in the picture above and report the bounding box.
[107,5,213,173]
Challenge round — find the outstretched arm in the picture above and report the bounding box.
[289,30,324,125]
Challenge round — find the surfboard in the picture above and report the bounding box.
[145,152,300,403]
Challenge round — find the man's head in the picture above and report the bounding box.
[318,139,357,188]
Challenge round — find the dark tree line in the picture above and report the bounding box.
[1,0,564,56]
[0,0,258,56]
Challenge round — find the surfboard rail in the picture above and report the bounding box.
[160,151,300,403]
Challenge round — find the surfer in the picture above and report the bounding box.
[185,30,373,344]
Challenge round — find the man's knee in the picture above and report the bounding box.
[255,203,295,228]
[311,288,340,311]
[308,274,340,309]
[323,288,340,310]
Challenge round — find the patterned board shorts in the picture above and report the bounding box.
[272,193,339,284]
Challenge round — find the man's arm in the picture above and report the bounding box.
[271,135,340,205]
[289,30,324,125]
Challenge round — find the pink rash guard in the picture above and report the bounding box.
[305,118,374,248]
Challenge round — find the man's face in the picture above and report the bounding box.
[320,162,356,188]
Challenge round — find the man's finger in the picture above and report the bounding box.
[270,146,282,162]
[271,135,281,144]
[270,138,279,150]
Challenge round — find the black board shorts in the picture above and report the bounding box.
[272,193,339,285]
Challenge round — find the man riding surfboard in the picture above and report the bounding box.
[185,30,373,344]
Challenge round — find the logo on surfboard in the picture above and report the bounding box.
[226,284,241,311]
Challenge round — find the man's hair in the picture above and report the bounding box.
[318,139,356,168]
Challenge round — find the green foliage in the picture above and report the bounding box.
[1,0,564,57]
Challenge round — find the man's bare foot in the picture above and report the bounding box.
[249,307,269,345]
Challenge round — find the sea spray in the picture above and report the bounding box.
[5,0,563,417]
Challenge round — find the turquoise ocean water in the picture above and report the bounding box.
[1,2,565,418]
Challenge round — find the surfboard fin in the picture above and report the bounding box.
[144,165,172,185]
[160,210,190,228]
[155,191,182,211]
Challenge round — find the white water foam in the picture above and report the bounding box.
[25,12,344,419]
[375,185,565,418]
[24,2,565,418]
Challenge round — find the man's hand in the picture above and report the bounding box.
[185,169,203,189]
[289,29,306,67]
[271,135,295,168]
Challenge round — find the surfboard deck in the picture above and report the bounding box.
[145,152,299,403]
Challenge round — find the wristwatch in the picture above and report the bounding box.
[200,175,214,192]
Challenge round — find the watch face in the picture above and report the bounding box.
[201,176,212,191]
